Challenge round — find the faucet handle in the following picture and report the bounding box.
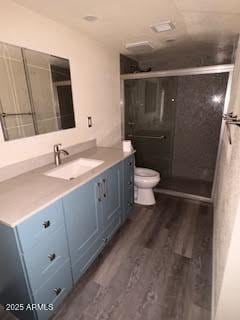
[54,144,62,152]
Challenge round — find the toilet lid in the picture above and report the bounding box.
[135,167,160,178]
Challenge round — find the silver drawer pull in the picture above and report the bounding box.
[43,220,50,229]
[48,253,56,262]
[53,288,62,296]
[128,181,133,186]
[103,237,108,243]
[128,202,133,207]
[102,179,107,198]
[128,161,132,166]
[97,182,101,202]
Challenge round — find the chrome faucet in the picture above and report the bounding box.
[53,144,69,166]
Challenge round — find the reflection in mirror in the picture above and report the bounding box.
[0,42,75,141]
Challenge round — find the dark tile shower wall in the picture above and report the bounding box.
[172,73,229,182]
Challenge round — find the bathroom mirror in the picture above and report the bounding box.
[0,41,75,141]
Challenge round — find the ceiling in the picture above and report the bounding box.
[12,0,240,62]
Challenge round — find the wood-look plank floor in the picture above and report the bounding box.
[0,194,213,320]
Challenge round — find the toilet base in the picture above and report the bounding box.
[135,187,156,206]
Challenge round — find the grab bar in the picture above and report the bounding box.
[127,134,166,140]
[0,112,33,117]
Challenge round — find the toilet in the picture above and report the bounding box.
[134,167,160,205]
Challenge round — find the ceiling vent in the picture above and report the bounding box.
[125,41,154,54]
[151,21,175,33]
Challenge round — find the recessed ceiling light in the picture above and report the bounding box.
[83,15,98,22]
[151,21,175,33]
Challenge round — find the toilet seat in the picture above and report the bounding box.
[135,167,160,178]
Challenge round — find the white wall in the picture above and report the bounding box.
[0,0,121,168]
[215,204,240,320]
[213,37,240,319]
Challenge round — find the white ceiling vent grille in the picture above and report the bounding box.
[151,21,175,33]
[125,41,154,54]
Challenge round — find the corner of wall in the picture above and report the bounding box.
[212,34,240,319]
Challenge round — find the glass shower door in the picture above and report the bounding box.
[124,77,177,180]
[124,72,229,198]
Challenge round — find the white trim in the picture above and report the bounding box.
[212,202,216,320]
[0,122,4,142]
[211,70,233,201]
[210,70,234,320]
[120,79,125,140]
[121,64,234,80]
[154,188,212,203]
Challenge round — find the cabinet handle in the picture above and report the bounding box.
[43,220,50,229]
[53,288,62,296]
[97,182,101,202]
[128,202,133,207]
[103,237,108,243]
[102,179,107,198]
[48,253,56,262]
[128,181,133,186]
[128,161,132,166]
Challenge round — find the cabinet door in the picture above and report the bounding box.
[124,155,134,220]
[63,177,103,283]
[101,163,122,233]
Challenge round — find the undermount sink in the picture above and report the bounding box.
[44,158,104,180]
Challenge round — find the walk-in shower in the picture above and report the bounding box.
[121,65,233,200]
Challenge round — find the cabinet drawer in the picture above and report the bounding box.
[34,260,72,320]
[23,225,69,294]
[16,200,64,253]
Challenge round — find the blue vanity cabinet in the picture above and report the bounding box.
[62,176,104,284]
[62,162,123,284]
[123,155,135,221]
[0,199,73,320]
[0,156,132,320]
[101,162,123,242]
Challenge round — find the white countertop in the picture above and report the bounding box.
[0,146,134,227]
